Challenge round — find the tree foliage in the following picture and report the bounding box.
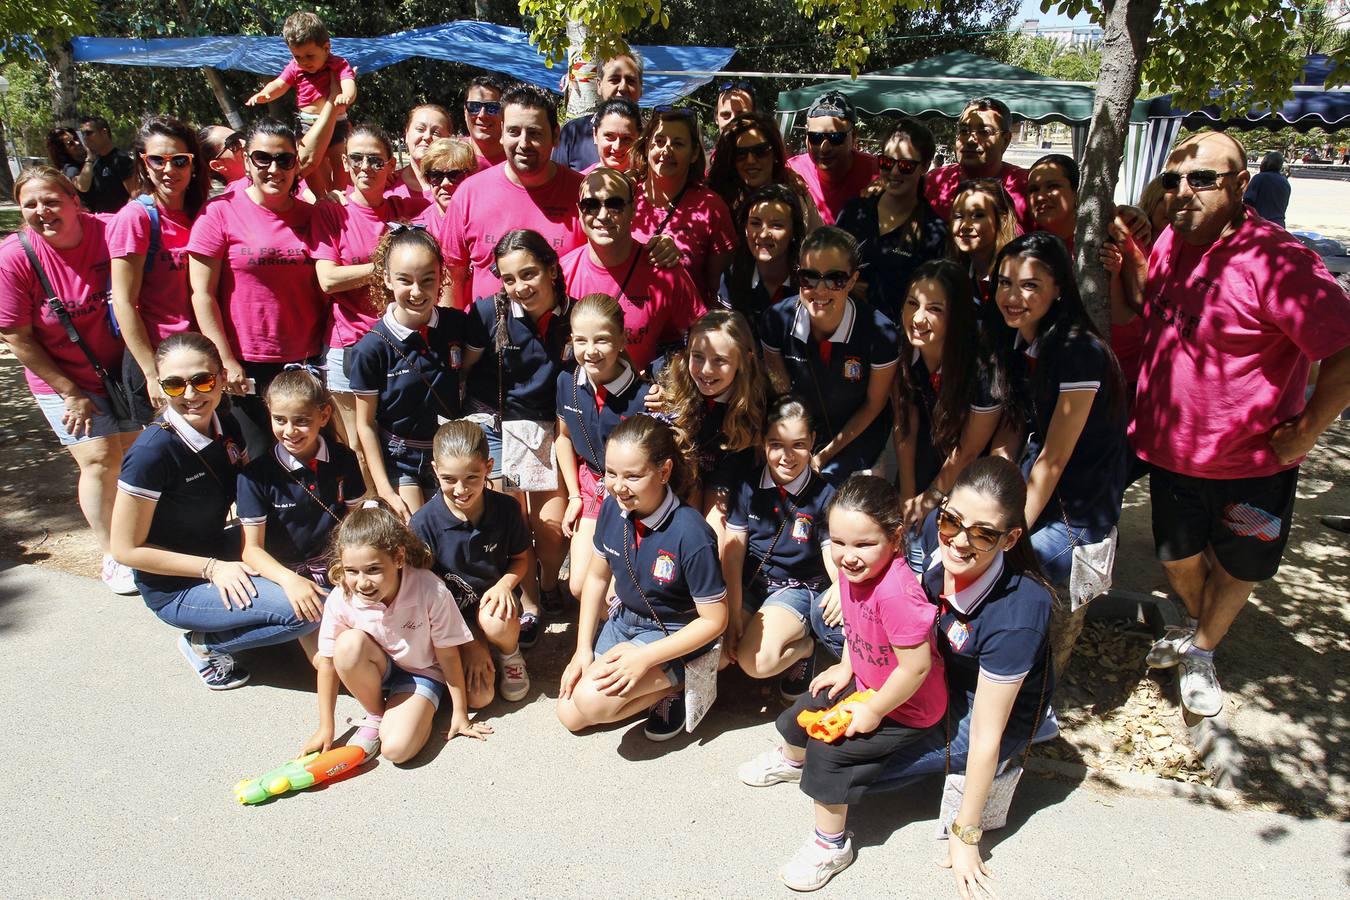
[0,3,96,59]
[1003,34,1101,82]
[519,0,668,68]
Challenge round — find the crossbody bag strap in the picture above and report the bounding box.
[18,232,115,382]
[279,460,344,525]
[571,373,602,473]
[371,327,456,421]
[621,518,671,637]
[149,420,225,488]
[747,491,799,587]
[496,311,506,432]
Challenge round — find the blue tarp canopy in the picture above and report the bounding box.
[1145,55,1350,132]
[71,21,736,107]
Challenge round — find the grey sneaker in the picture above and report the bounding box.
[779,833,855,892]
[177,631,249,690]
[1146,624,1196,669]
[737,747,803,787]
[1179,653,1224,717]
[498,650,530,702]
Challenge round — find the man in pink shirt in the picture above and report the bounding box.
[924,97,1032,231]
[559,169,705,372]
[786,92,880,226]
[1126,132,1350,718]
[441,84,586,309]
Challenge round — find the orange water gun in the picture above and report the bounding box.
[796,689,877,742]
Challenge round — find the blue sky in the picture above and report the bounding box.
[1016,0,1094,28]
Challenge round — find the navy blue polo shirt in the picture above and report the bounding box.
[760,296,899,459]
[556,363,654,475]
[835,196,949,323]
[593,488,727,625]
[691,395,756,490]
[726,466,836,588]
[906,347,1001,492]
[465,296,573,421]
[348,306,467,443]
[918,510,1054,739]
[236,437,365,569]
[409,488,531,601]
[1007,330,1127,530]
[116,406,248,599]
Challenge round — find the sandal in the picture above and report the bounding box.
[347,714,383,762]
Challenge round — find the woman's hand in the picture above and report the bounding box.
[940,836,995,900]
[283,573,328,622]
[817,585,843,629]
[461,639,496,699]
[145,376,168,410]
[591,644,653,696]
[61,393,97,439]
[301,723,334,755]
[721,614,745,665]
[221,357,249,395]
[480,582,520,622]
[446,712,494,741]
[559,648,593,699]
[648,234,682,269]
[210,560,261,609]
[562,497,583,538]
[809,661,852,700]
[644,382,666,410]
[379,489,412,522]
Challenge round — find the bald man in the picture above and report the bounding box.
[1123,132,1350,717]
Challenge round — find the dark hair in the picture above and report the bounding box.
[592,98,642,135]
[490,229,567,356]
[946,457,1047,583]
[46,128,82,169]
[631,108,706,185]
[828,474,905,541]
[369,226,446,311]
[764,394,815,436]
[799,225,859,270]
[1031,153,1080,194]
[706,112,791,214]
[607,414,696,500]
[467,74,509,98]
[502,84,559,131]
[154,331,223,371]
[346,122,395,159]
[133,116,211,219]
[884,118,937,167]
[1260,151,1285,173]
[724,183,806,316]
[963,97,1012,132]
[896,259,1006,456]
[327,499,434,587]
[80,116,111,134]
[433,419,491,465]
[265,367,340,445]
[283,11,329,46]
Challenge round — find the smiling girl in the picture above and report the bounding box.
[947,178,1020,307]
[719,183,805,335]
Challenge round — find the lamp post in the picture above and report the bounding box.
[0,75,16,185]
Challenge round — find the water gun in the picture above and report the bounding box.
[796,689,877,742]
[232,745,366,805]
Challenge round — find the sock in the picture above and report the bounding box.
[814,827,846,849]
[780,747,804,769]
[1184,645,1214,661]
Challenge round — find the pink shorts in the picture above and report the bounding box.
[579,463,606,520]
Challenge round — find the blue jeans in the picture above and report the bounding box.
[807,591,845,659]
[873,701,1058,787]
[146,576,318,655]
[1030,518,1111,586]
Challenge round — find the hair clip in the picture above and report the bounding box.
[362,499,380,509]
[283,362,325,379]
[388,222,428,235]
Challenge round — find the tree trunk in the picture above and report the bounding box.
[0,116,14,197]
[564,21,599,119]
[203,67,245,130]
[1073,0,1160,333]
[48,40,79,127]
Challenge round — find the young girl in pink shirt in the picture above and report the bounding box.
[309,500,492,765]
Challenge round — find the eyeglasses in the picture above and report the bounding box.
[346,152,388,171]
[215,132,244,159]
[719,80,754,95]
[956,125,1003,140]
[878,156,921,175]
[426,168,472,186]
[936,508,1009,553]
[733,141,773,162]
[1158,169,1242,191]
[797,268,852,290]
[141,153,195,171]
[465,100,502,117]
[806,131,850,147]
[158,372,219,397]
[248,150,298,170]
[578,196,628,216]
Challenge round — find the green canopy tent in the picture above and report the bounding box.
[776,51,1157,201]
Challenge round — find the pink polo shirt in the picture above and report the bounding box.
[925,162,1032,232]
[105,199,195,346]
[440,162,586,301]
[317,566,473,682]
[186,189,325,363]
[1131,212,1350,479]
[787,150,880,225]
[279,54,356,109]
[632,183,737,301]
[559,242,705,372]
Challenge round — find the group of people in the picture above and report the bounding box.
[5,18,1350,894]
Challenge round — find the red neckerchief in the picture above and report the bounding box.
[634,519,651,549]
[417,324,429,345]
[306,457,320,473]
[595,383,609,412]
[818,340,833,369]
[534,309,553,340]
[930,371,942,394]
[1024,351,1038,376]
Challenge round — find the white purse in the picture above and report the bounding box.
[500,418,558,492]
[1064,509,1118,612]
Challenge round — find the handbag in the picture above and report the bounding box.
[620,519,719,733]
[1061,505,1118,612]
[18,233,135,423]
[495,327,558,492]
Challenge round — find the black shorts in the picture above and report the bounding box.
[1149,465,1298,583]
[776,686,929,806]
[296,116,349,146]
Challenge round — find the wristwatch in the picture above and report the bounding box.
[950,822,983,845]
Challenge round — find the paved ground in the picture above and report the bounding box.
[2,561,1344,898]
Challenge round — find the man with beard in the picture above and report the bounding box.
[786,92,879,226]
[924,97,1032,231]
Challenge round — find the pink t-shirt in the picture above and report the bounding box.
[632,183,737,301]
[0,216,124,396]
[105,199,194,346]
[414,201,448,231]
[1131,212,1350,479]
[840,554,946,728]
[279,53,356,109]
[308,196,422,349]
[925,162,1032,233]
[222,177,250,197]
[786,150,880,225]
[385,171,434,214]
[317,566,473,682]
[560,243,706,372]
[186,190,325,363]
[440,162,586,301]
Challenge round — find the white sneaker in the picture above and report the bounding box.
[1179,653,1224,717]
[738,747,803,787]
[779,833,854,892]
[1145,624,1195,669]
[498,650,530,702]
[102,554,139,595]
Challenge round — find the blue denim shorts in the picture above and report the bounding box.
[742,582,818,627]
[594,605,716,686]
[471,417,505,480]
[34,390,140,446]
[383,656,448,710]
[381,432,436,488]
[325,346,354,393]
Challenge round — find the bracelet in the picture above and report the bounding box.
[568,494,581,501]
[201,557,217,580]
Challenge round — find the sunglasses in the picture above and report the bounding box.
[248,149,298,171]
[142,153,195,171]
[878,156,921,175]
[426,168,472,186]
[719,80,755,94]
[734,141,773,162]
[936,508,1009,553]
[346,152,388,171]
[578,196,628,216]
[806,131,850,147]
[159,372,219,397]
[956,125,1003,140]
[465,100,502,117]
[797,267,852,290]
[654,105,698,121]
[215,133,244,159]
[1158,169,1241,191]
